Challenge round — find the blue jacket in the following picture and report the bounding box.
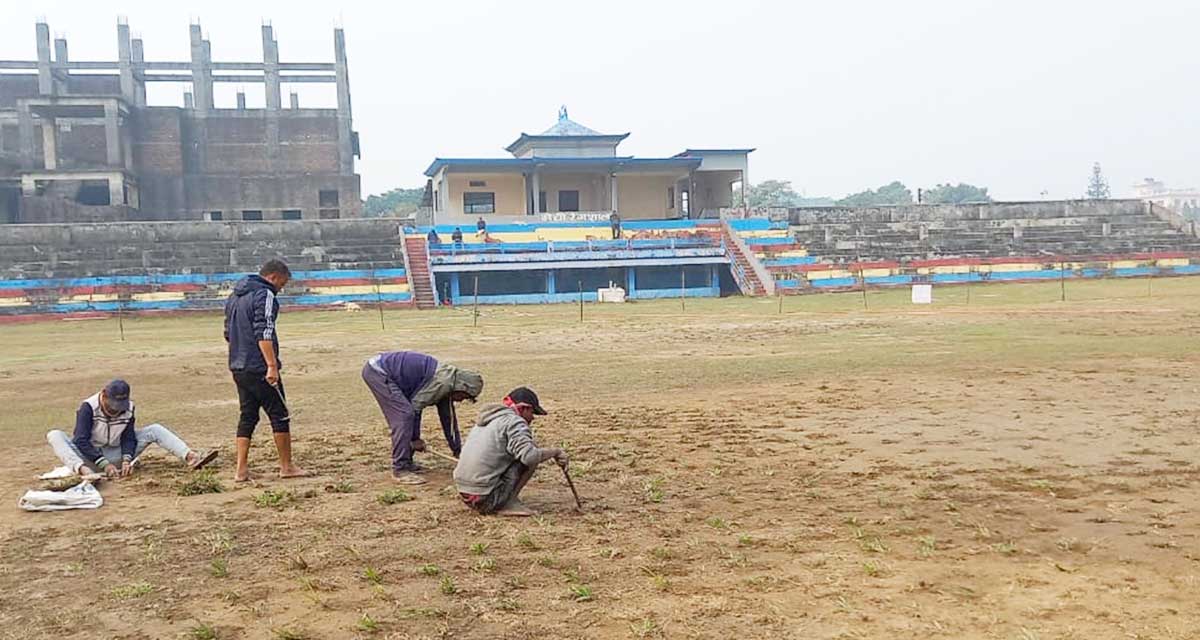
[224,275,281,373]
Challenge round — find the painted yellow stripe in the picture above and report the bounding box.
[67,293,119,302]
[1157,258,1189,267]
[980,263,1042,273]
[772,249,809,258]
[0,297,30,307]
[132,291,186,302]
[931,265,972,274]
[309,284,410,295]
[807,269,853,280]
[1110,260,1143,269]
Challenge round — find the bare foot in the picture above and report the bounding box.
[496,498,535,517]
[278,465,311,478]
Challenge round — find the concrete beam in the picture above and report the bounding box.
[236,91,246,109]
[41,117,57,170]
[131,38,147,107]
[289,92,299,109]
[103,102,120,166]
[117,22,135,103]
[36,23,53,95]
[108,174,124,206]
[333,28,354,175]
[52,38,69,94]
[262,25,281,111]
[189,24,212,112]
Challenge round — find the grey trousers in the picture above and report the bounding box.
[47,424,192,473]
[361,362,420,472]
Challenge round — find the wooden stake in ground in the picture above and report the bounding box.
[559,461,583,511]
[374,273,385,331]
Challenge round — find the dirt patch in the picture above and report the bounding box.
[0,287,1198,639]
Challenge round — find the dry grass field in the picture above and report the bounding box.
[1,278,1198,639]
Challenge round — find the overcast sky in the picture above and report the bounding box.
[3,0,1196,200]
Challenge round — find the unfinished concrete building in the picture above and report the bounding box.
[0,20,361,224]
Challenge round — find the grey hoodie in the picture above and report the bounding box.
[453,403,558,495]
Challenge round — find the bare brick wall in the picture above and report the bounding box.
[57,124,108,168]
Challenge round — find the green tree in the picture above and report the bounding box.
[744,180,834,207]
[1086,162,1111,200]
[921,183,992,204]
[363,187,425,217]
[837,181,913,206]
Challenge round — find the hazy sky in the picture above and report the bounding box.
[3,0,1197,200]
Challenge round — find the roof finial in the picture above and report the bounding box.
[558,105,568,121]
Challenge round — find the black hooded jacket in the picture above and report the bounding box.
[224,275,281,373]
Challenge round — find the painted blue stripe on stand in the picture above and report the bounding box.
[810,277,858,288]
[744,237,795,246]
[764,257,818,267]
[290,293,413,305]
[1112,267,1157,277]
[727,219,773,231]
[1173,265,1200,274]
[865,275,914,285]
[930,273,984,283]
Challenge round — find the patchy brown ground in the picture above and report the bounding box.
[0,279,1198,640]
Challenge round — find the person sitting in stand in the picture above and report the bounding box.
[476,216,488,238]
[427,228,441,246]
[452,227,464,248]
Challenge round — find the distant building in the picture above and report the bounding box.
[1133,178,1200,218]
[423,107,752,224]
[0,20,361,224]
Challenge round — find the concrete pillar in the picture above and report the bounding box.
[131,38,147,107]
[103,102,121,166]
[53,38,69,95]
[333,28,354,175]
[547,270,556,295]
[626,266,637,296]
[710,264,720,289]
[262,26,281,111]
[610,173,619,214]
[531,171,542,214]
[290,92,300,109]
[36,22,53,95]
[41,117,57,170]
[1102,222,1112,237]
[17,108,36,170]
[236,92,247,110]
[117,22,135,103]
[21,175,36,196]
[189,25,212,112]
[450,272,461,302]
[1013,225,1023,240]
[183,92,194,109]
[108,174,124,206]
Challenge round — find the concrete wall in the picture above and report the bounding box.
[788,199,1152,226]
[616,174,676,219]
[444,173,527,218]
[539,172,607,213]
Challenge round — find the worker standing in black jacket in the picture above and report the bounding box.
[224,259,308,482]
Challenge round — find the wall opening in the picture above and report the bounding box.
[76,180,111,205]
[241,210,263,221]
[318,189,340,207]
[281,209,302,220]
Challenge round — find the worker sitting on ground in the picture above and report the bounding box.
[453,387,566,517]
[45,379,217,478]
[361,351,484,484]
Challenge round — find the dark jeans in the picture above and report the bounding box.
[361,362,421,472]
[460,461,526,515]
[233,370,290,438]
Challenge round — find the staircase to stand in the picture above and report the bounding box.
[720,220,772,297]
[402,235,438,309]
